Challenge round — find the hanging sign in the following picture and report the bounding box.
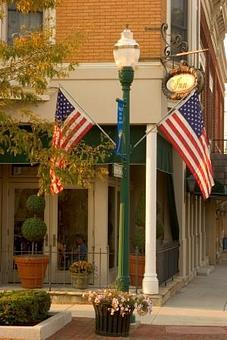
[166,73,195,93]
[162,63,204,100]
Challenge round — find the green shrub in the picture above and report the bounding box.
[0,290,51,325]
[22,217,47,242]
[26,195,45,215]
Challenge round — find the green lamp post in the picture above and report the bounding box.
[113,28,140,291]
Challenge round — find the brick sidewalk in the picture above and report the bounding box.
[47,317,227,340]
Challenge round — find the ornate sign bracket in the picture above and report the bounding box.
[144,23,207,100]
[160,23,188,71]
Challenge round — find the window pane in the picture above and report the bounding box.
[8,4,43,42]
[57,189,88,270]
[171,0,188,55]
[14,188,42,255]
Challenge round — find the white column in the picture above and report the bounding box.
[206,200,217,265]
[172,152,186,278]
[195,196,199,269]
[186,193,192,277]
[201,201,207,264]
[190,198,195,274]
[198,197,203,266]
[142,125,159,294]
[179,218,187,278]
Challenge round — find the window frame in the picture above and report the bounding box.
[170,0,188,56]
[7,3,43,42]
[0,4,55,42]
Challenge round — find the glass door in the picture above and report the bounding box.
[7,185,89,285]
[8,184,40,282]
[48,188,88,284]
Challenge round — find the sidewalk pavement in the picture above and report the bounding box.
[48,262,227,339]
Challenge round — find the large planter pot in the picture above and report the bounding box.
[14,255,49,289]
[71,272,88,289]
[93,304,131,337]
[129,254,145,287]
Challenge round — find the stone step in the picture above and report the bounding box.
[49,275,186,306]
[0,275,186,307]
[197,265,215,276]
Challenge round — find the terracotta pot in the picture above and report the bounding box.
[14,255,49,289]
[129,254,145,287]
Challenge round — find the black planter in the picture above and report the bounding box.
[93,304,131,337]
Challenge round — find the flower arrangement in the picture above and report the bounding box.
[83,289,152,317]
[69,260,94,274]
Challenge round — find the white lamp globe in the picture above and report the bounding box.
[113,28,140,69]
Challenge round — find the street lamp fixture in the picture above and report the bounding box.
[113,28,140,291]
[113,28,140,68]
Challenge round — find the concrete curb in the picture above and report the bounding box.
[0,311,72,340]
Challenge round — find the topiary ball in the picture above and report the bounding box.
[26,195,45,215]
[21,217,47,242]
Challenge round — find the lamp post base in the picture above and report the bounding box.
[142,274,159,295]
[116,276,130,292]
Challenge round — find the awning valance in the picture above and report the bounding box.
[0,126,173,173]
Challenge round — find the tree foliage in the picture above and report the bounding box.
[0,31,77,103]
[0,111,112,194]
[0,0,58,12]
[0,0,112,194]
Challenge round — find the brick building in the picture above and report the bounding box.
[0,0,226,295]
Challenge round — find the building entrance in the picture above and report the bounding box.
[1,181,89,285]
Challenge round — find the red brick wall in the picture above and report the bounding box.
[56,0,166,62]
[200,7,225,148]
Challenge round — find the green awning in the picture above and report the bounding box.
[83,125,147,164]
[0,125,147,165]
[0,126,173,173]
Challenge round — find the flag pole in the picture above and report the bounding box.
[132,89,195,150]
[59,85,116,147]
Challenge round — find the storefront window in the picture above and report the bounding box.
[57,189,88,270]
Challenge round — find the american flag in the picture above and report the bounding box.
[55,89,93,150]
[50,89,94,194]
[158,90,214,199]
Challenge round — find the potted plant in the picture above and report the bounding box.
[130,225,145,287]
[83,289,152,337]
[130,193,165,287]
[130,192,145,287]
[69,260,94,289]
[14,194,48,289]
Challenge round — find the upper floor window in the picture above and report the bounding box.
[8,4,43,42]
[171,0,188,55]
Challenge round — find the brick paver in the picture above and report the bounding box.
[47,318,227,340]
